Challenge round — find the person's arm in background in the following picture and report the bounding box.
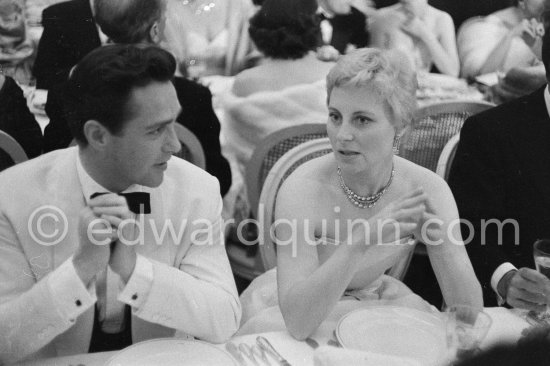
[478,19,541,76]
[400,10,459,76]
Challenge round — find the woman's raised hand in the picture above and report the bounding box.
[364,187,428,247]
[512,18,543,48]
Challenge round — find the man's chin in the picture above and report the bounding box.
[140,174,165,188]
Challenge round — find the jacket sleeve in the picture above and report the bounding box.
[448,115,511,295]
[120,185,241,343]
[0,212,96,364]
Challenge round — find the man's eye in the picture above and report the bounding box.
[150,126,165,135]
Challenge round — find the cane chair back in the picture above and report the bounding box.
[0,130,28,172]
[258,138,333,270]
[245,123,327,219]
[399,101,494,172]
[227,124,328,281]
[172,124,206,169]
[435,133,461,181]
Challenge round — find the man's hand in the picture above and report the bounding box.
[73,206,114,287]
[88,194,138,283]
[499,268,550,312]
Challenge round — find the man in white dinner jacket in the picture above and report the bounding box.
[0,44,241,364]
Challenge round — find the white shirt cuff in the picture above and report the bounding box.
[47,257,97,324]
[118,254,153,309]
[491,262,518,295]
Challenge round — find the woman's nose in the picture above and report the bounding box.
[336,124,354,142]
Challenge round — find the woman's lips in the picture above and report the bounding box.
[338,150,360,156]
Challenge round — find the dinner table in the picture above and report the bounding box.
[11,306,536,366]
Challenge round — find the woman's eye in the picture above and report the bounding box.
[356,116,371,125]
[329,113,341,124]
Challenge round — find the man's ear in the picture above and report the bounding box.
[150,22,161,45]
[83,120,110,149]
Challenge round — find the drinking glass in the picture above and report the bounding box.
[445,305,492,363]
[532,239,550,322]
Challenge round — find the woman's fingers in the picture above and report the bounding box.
[394,188,428,208]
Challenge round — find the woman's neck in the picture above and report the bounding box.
[338,158,395,197]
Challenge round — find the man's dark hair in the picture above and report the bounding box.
[248,10,321,60]
[94,0,163,44]
[63,44,176,145]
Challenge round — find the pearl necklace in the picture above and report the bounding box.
[182,0,216,15]
[337,164,395,209]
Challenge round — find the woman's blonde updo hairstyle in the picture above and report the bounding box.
[326,48,417,129]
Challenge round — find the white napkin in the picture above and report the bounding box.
[313,346,421,366]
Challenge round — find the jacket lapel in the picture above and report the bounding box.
[46,148,87,271]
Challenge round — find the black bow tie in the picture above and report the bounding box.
[90,192,151,214]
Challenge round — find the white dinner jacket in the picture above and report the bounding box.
[0,147,241,363]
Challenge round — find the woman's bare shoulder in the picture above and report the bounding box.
[394,156,448,192]
[277,154,334,200]
[490,6,517,23]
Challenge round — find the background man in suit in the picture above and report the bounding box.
[448,7,550,309]
[42,0,232,196]
[0,45,241,364]
[318,0,373,54]
[32,0,104,90]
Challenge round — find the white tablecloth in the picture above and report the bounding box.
[12,307,531,366]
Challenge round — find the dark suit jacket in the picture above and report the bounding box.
[0,76,43,159]
[32,0,100,90]
[43,77,232,196]
[448,86,550,306]
[327,7,369,54]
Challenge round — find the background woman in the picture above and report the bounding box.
[273,48,481,339]
[369,0,459,76]
[163,0,256,77]
[458,0,545,79]
[221,0,334,224]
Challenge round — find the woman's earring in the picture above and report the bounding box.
[393,134,401,155]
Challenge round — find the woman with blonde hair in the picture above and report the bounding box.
[239,48,482,338]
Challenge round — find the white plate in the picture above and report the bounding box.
[336,306,446,366]
[105,338,238,366]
